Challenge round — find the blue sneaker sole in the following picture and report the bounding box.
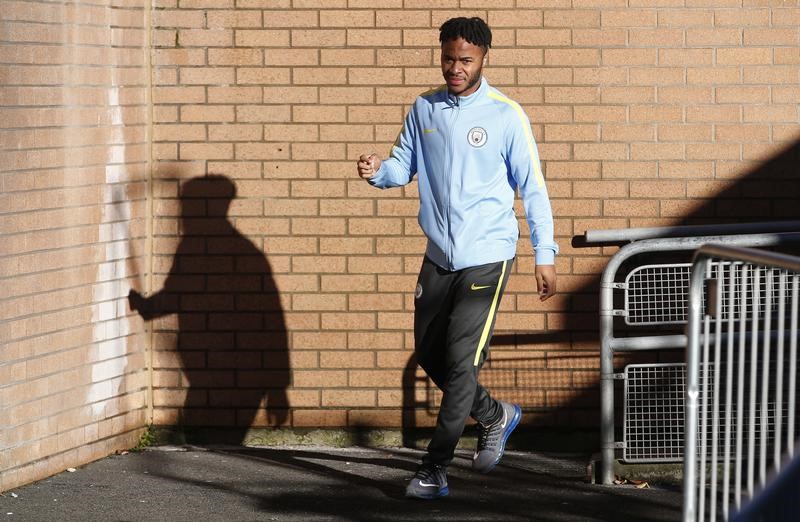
[481,404,521,474]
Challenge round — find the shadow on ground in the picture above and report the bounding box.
[136,446,682,522]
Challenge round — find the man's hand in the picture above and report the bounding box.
[535,264,557,301]
[357,154,381,180]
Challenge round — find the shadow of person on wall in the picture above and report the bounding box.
[129,175,290,444]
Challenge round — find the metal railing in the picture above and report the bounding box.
[683,244,800,522]
[587,223,800,485]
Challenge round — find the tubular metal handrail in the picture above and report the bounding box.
[583,220,800,245]
[597,231,800,485]
[683,244,800,521]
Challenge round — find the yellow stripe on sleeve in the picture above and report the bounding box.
[487,91,545,187]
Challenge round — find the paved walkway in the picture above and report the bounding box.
[0,446,682,521]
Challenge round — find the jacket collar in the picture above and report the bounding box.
[446,77,487,108]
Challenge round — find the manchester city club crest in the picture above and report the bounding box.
[468,127,487,147]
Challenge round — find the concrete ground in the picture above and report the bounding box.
[0,445,682,521]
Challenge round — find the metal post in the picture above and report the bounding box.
[683,256,710,522]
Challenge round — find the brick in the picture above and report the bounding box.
[400,28,438,48]
[206,10,262,28]
[211,50,265,67]
[518,29,571,47]
[178,29,233,47]
[574,180,628,198]
[686,66,740,85]
[629,104,683,123]
[717,127,771,149]
[321,49,374,66]
[601,86,654,103]
[488,9,543,28]
[376,49,430,67]
[179,67,235,85]
[236,104,291,122]
[572,28,626,46]
[716,86,771,104]
[601,124,655,142]
[630,180,686,198]
[574,105,626,123]
[543,9,600,27]
[629,27,684,46]
[658,124,712,142]
[344,29,400,48]
[208,86,261,104]
[658,161,714,179]
[775,48,800,65]
[686,143,741,160]
[152,86,205,104]
[574,143,627,160]
[261,10,318,27]
[602,161,658,179]
[236,30,290,47]
[180,143,233,160]
[685,27,740,46]
[322,390,376,407]
[319,87,374,104]
[743,66,799,85]
[659,48,714,67]
[657,9,713,26]
[545,161,600,179]
[717,48,772,66]
[208,124,263,141]
[489,49,544,67]
[630,142,684,160]
[545,86,600,104]
[349,67,403,85]
[235,142,289,160]
[292,29,346,47]
[602,48,658,66]
[743,105,797,123]
[714,8,769,27]
[402,66,445,86]
[544,48,600,66]
[552,199,601,216]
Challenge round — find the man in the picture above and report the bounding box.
[356,17,558,499]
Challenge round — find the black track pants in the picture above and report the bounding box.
[414,256,514,466]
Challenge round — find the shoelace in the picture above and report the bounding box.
[414,464,445,482]
[476,416,503,451]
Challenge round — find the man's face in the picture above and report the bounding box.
[440,37,486,97]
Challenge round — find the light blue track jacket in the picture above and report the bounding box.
[368,78,558,271]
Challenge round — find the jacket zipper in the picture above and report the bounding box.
[444,97,460,270]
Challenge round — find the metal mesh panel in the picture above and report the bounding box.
[624,363,687,462]
[625,263,692,325]
[624,358,793,463]
[623,262,780,326]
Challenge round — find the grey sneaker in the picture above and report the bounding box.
[472,401,522,473]
[405,462,449,499]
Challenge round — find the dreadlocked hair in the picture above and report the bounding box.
[439,17,492,50]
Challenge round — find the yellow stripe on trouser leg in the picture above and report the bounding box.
[473,260,508,367]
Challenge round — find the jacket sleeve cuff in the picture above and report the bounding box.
[367,165,386,187]
[535,248,556,266]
